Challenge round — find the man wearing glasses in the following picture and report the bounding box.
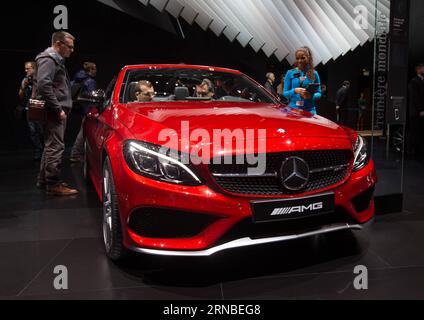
[135,80,155,102]
[32,31,78,196]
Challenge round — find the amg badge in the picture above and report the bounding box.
[271,202,323,216]
[251,193,335,223]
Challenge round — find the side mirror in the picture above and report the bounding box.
[77,89,106,105]
[91,89,106,104]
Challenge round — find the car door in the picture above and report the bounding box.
[85,77,117,184]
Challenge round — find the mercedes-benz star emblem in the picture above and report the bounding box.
[280,157,310,191]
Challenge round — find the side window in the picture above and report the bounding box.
[102,76,117,111]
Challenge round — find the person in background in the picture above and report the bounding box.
[336,80,351,123]
[195,78,215,98]
[18,61,43,160]
[357,92,367,131]
[264,72,277,97]
[316,83,336,121]
[33,31,78,196]
[320,84,327,98]
[215,78,236,98]
[69,62,97,163]
[283,46,322,115]
[135,80,155,102]
[406,63,424,158]
[276,73,289,104]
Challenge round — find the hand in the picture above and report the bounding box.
[336,105,341,110]
[21,80,29,91]
[420,111,424,117]
[301,91,312,100]
[59,110,67,121]
[294,88,306,95]
[295,88,312,100]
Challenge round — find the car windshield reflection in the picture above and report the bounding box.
[124,68,277,104]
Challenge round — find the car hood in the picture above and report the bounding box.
[118,102,354,153]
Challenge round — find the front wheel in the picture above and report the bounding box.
[102,157,127,261]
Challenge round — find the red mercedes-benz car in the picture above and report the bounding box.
[84,64,376,261]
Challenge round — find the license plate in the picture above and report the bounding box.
[251,193,335,223]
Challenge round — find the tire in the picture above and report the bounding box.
[102,157,127,261]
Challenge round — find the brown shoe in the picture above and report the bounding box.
[46,184,79,196]
[37,182,69,190]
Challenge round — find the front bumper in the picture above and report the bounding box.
[129,218,374,257]
[110,152,377,254]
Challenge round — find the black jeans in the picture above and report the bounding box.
[70,117,85,159]
[26,112,44,157]
[38,117,66,186]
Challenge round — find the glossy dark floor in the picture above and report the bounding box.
[1,149,424,300]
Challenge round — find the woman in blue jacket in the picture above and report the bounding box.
[283,46,321,115]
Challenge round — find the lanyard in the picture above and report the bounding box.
[292,70,309,89]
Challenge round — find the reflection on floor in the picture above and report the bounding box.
[372,136,404,197]
[0,149,424,300]
[357,130,383,137]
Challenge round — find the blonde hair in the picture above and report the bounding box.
[295,46,316,81]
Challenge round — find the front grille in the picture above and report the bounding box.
[209,150,353,195]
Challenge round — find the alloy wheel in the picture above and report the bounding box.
[103,167,113,252]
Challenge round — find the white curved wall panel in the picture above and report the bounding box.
[102,0,390,66]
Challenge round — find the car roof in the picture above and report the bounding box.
[122,64,242,75]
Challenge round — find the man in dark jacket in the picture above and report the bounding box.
[18,61,44,160]
[336,80,351,124]
[264,72,277,97]
[33,31,78,196]
[406,63,424,157]
[69,62,97,163]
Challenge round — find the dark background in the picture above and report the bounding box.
[0,0,421,150]
[409,0,424,67]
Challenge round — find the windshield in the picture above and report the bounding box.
[122,68,277,104]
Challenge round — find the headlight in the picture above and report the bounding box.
[353,135,370,171]
[124,141,202,186]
